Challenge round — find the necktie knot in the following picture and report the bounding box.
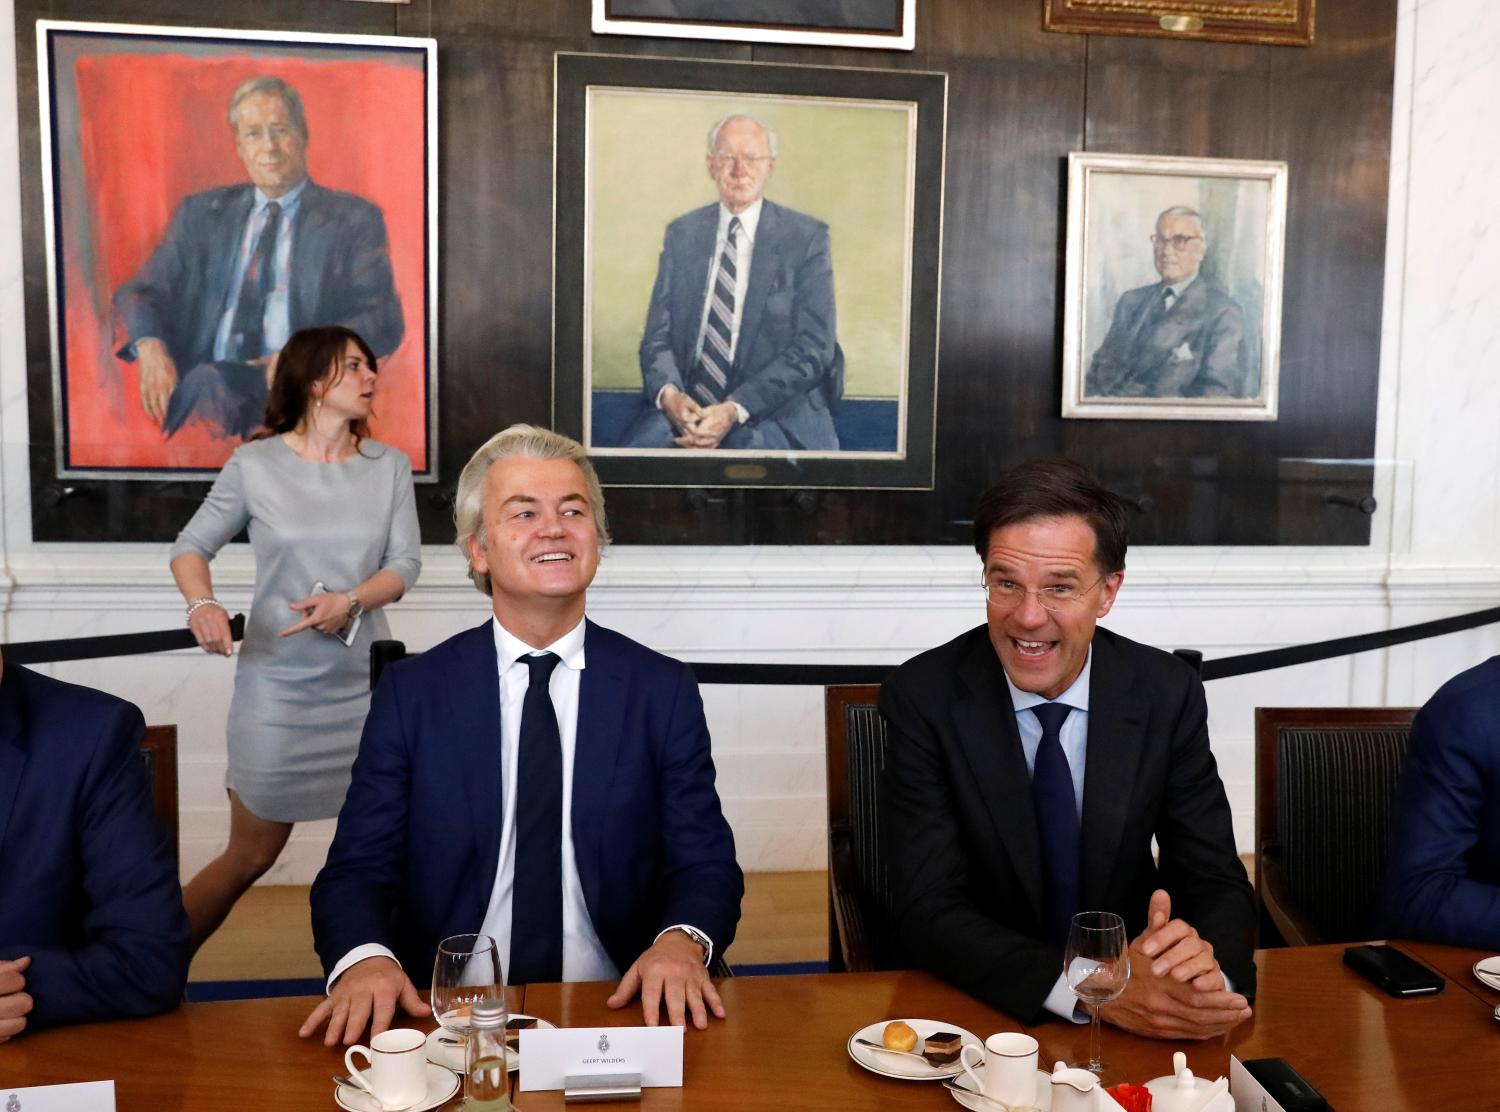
[727,215,741,244]
[1032,701,1073,739]
[525,652,560,688]
[265,200,281,218]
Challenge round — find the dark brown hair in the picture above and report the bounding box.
[971,458,1127,574]
[254,326,377,442]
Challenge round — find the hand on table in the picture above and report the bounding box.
[188,601,234,656]
[280,591,353,637]
[1100,889,1252,1040]
[606,930,725,1030]
[298,956,426,1047]
[0,955,33,1042]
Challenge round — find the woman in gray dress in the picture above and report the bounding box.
[170,326,421,951]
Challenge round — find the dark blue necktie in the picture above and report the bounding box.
[228,201,281,361]
[509,652,563,985]
[1031,702,1079,944]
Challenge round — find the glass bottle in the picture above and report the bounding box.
[465,997,513,1110]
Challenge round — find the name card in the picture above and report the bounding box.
[3,1082,116,1111]
[517,1026,683,1091]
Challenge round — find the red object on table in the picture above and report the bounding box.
[1106,1082,1153,1111]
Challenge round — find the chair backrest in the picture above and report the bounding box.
[824,683,893,972]
[1254,707,1416,945]
[139,724,179,861]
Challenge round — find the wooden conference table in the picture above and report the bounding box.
[4,944,1497,1110]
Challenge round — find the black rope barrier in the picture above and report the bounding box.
[1,613,246,666]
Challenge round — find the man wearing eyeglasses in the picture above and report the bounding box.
[880,458,1256,1039]
[1084,206,1248,400]
[621,114,842,451]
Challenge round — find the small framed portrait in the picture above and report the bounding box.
[1043,0,1314,47]
[1061,152,1288,422]
[592,0,916,51]
[553,52,946,490]
[37,21,438,479]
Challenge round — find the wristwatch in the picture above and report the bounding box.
[345,592,365,622]
[667,924,713,966]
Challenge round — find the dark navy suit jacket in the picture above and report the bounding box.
[1085,276,1249,399]
[1383,656,1500,948]
[638,199,840,450]
[113,178,404,370]
[880,625,1256,1024]
[311,619,743,983]
[0,665,189,1029]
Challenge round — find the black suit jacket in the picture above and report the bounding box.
[638,199,840,450]
[113,178,404,370]
[879,625,1255,1024]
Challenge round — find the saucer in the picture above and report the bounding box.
[334,1062,458,1112]
[846,1019,983,1081]
[425,1014,556,1073]
[1472,955,1500,990]
[947,1069,1052,1111]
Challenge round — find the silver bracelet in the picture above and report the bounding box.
[185,597,224,624]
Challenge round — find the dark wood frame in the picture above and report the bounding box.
[1043,0,1314,46]
[825,683,882,973]
[140,724,180,862]
[1253,706,1415,946]
[552,52,946,492]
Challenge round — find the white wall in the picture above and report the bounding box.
[2,0,1498,883]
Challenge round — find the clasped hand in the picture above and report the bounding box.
[280,591,352,638]
[661,387,738,449]
[1099,889,1252,1040]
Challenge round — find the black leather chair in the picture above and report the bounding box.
[1254,707,1417,946]
[140,725,179,861]
[824,684,893,973]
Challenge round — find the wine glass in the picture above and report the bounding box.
[1064,910,1130,1077]
[431,933,504,1038]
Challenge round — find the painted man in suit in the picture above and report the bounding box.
[880,458,1256,1037]
[623,114,841,451]
[0,646,191,1040]
[1085,206,1249,399]
[301,424,743,1045]
[1382,656,1500,948]
[114,75,403,438]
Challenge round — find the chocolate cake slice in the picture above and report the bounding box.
[505,1015,539,1050]
[922,1030,964,1067]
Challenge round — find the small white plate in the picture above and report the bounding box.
[334,1062,459,1112]
[846,1019,982,1081]
[424,1014,557,1073]
[947,1069,1052,1111]
[1472,955,1500,989]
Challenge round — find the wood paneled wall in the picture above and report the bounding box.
[15,0,1395,545]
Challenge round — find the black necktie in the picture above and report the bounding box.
[509,652,563,985]
[1031,702,1079,944]
[690,216,741,405]
[227,201,281,361]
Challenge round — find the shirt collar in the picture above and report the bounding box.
[719,197,763,244]
[1005,645,1092,715]
[253,176,308,215]
[491,614,587,673]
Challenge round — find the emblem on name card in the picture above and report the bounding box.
[598,1033,610,1054]
[9,1093,22,1111]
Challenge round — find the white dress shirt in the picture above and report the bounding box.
[327,615,711,991]
[212,177,306,361]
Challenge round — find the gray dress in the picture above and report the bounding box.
[171,436,422,822]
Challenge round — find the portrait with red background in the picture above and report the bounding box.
[39,23,436,477]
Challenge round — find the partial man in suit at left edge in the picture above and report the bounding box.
[113,75,403,440]
[0,646,191,1040]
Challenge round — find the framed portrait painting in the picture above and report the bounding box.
[592,0,916,51]
[553,52,946,489]
[37,21,438,479]
[1061,152,1288,422]
[1043,0,1314,47]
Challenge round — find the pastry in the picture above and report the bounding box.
[881,1020,919,1052]
[922,1030,963,1066]
[504,1015,539,1050]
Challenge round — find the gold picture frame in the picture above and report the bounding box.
[1042,0,1314,47]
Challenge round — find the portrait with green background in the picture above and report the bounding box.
[585,88,915,404]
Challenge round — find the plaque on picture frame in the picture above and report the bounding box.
[1060,151,1288,422]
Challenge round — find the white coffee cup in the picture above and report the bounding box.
[344,1027,427,1108]
[960,1031,1040,1107]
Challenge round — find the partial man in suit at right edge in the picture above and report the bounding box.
[880,458,1256,1038]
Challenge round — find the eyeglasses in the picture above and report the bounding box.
[1150,234,1203,251]
[981,575,1105,611]
[710,153,773,170]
